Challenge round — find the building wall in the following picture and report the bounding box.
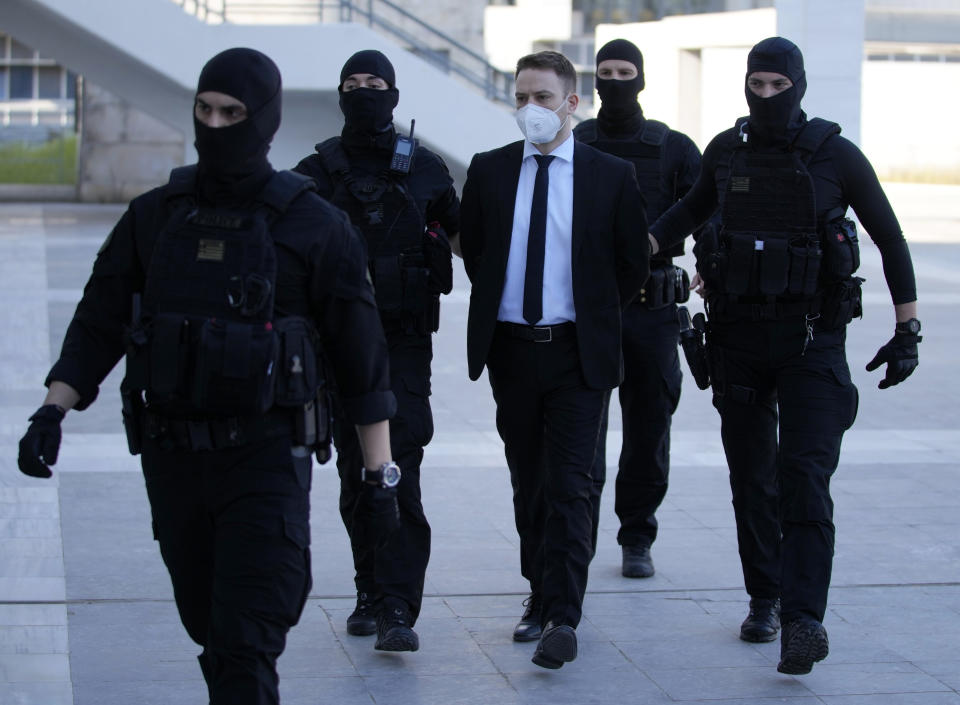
[585,6,959,182]
[78,81,184,203]
[484,0,575,72]
[861,60,960,183]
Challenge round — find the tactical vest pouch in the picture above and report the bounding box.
[694,222,724,290]
[640,267,663,308]
[673,266,691,305]
[273,316,320,407]
[758,237,790,296]
[819,276,864,329]
[724,232,756,296]
[402,264,436,333]
[787,236,822,296]
[371,256,403,318]
[148,314,192,402]
[192,318,278,415]
[822,218,860,281]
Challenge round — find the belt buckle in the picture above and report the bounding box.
[533,325,552,343]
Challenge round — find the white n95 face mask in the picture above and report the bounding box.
[515,100,569,144]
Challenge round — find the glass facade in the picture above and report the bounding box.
[0,32,78,128]
[570,0,773,31]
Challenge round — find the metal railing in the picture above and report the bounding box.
[171,0,516,108]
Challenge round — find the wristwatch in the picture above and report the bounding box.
[362,461,401,488]
[895,318,921,335]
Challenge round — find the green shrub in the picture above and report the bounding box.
[0,135,78,184]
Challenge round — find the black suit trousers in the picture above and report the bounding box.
[487,325,606,628]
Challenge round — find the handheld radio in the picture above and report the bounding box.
[390,119,415,174]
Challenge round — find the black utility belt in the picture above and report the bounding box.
[707,276,863,328]
[636,263,690,309]
[707,295,819,323]
[497,321,575,343]
[143,408,293,452]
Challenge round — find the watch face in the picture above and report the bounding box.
[899,319,921,334]
[382,463,401,487]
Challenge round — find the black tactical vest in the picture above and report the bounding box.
[125,167,320,417]
[315,138,438,332]
[575,118,682,259]
[701,117,842,303]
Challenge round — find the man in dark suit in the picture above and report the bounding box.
[459,50,648,670]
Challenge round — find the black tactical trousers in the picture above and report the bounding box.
[141,433,312,705]
[709,317,858,623]
[591,302,682,552]
[335,331,433,620]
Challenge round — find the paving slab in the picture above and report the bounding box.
[0,190,958,704]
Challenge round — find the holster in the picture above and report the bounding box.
[374,251,441,335]
[120,381,144,455]
[677,306,711,390]
[423,224,453,295]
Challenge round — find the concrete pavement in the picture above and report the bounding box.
[1,187,959,704]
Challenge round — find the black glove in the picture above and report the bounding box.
[351,483,400,548]
[18,404,66,478]
[865,329,921,389]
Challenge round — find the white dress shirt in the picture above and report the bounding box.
[497,134,576,325]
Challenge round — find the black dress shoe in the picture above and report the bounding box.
[739,597,781,643]
[512,593,542,642]
[346,591,376,636]
[531,622,577,669]
[374,598,419,652]
[622,544,655,578]
[777,617,829,675]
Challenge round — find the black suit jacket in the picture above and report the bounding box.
[461,139,649,390]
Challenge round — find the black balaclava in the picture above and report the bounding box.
[595,39,645,135]
[194,47,281,203]
[744,36,807,146]
[338,50,399,152]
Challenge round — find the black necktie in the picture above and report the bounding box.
[523,154,555,326]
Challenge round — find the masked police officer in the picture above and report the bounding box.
[572,38,702,582]
[17,48,399,705]
[294,50,459,652]
[649,37,920,675]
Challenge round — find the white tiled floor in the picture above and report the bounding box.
[2,198,959,704]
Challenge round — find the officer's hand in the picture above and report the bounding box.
[865,330,921,389]
[690,272,707,299]
[18,405,66,478]
[352,483,400,548]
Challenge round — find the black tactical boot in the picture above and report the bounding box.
[621,544,655,578]
[531,622,578,670]
[346,591,376,636]
[513,593,542,642]
[777,617,829,675]
[375,597,419,652]
[739,597,781,643]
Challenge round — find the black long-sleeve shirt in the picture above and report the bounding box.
[650,123,917,304]
[48,170,395,424]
